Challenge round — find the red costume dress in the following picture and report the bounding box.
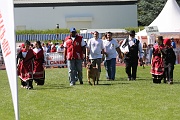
[150,44,164,83]
[33,48,45,85]
[17,48,34,81]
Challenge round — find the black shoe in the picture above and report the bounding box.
[127,78,131,81]
[80,81,83,84]
[131,78,136,81]
[26,86,33,90]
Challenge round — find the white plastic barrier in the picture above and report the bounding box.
[45,52,67,67]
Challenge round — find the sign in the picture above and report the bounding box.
[145,26,160,36]
[45,53,66,67]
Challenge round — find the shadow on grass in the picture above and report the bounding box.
[34,84,72,90]
[173,81,180,84]
[136,78,152,81]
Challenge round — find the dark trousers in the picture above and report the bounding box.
[34,79,45,85]
[164,64,174,82]
[125,59,138,79]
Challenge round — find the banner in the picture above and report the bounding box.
[145,26,160,36]
[0,0,19,120]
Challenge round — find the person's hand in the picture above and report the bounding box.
[139,58,143,65]
[124,52,128,55]
[120,59,124,63]
[43,63,45,68]
[86,56,89,62]
[64,60,67,64]
[105,52,108,57]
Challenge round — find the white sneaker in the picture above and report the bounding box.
[70,83,75,86]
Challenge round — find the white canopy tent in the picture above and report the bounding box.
[137,0,180,38]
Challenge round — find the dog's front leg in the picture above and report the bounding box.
[88,77,92,85]
[93,78,95,86]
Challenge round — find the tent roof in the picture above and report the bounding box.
[137,0,180,36]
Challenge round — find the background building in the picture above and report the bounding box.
[14,0,138,30]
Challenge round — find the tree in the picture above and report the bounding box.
[138,0,180,26]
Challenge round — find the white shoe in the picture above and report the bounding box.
[70,83,75,86]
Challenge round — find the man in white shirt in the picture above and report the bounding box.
[103,32,122,81]
[86,31,106,83]
[120,30,143,81]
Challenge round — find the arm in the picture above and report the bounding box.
[17,51,23,66]
[151,48,155,64]
[138,42,143,59]
[63,42,67,63]
[63,47,67,63]
[172,49,176,65]
[116,47,123,59]
[138,42,143,63]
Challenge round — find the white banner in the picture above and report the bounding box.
[0,1,19,120]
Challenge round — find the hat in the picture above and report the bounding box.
[129,30,136,35]
[163,38,171,46]
[70,27,76,32]
[21,43,25,47]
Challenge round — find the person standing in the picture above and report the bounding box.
[17,40,34,89]
[33,41,45,85]
[57,44,64,53]
[64,27,86,86]
[86,31,106,83]
[171,37,176,49]
[142,42,148,66]
[150,36,164,83]
[120,30,143,81]
[162,38,176,84]
[170,37,178,64]
[103,32,122,81]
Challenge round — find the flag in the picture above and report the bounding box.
[0,0,19,120]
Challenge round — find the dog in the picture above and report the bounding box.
[86,63,99,85]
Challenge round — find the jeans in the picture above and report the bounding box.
[104,58,116,80]
[67,59,83,84]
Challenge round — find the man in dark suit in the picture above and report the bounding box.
[120,30,143,80]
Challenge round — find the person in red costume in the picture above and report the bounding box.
[33,41,45,85]
[150,36,164,84]
[17,40,34,89]
[64,27,86,86]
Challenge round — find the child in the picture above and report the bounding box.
[161,38,176,84]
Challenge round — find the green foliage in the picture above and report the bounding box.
[0,65,180,120]
[15,27,144,35]
[15,29,80,35]
[124,26,145,32]
[138,0,180,26]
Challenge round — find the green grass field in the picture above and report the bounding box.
[0,65,180,120]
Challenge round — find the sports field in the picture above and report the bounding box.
[0,65,180,120]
